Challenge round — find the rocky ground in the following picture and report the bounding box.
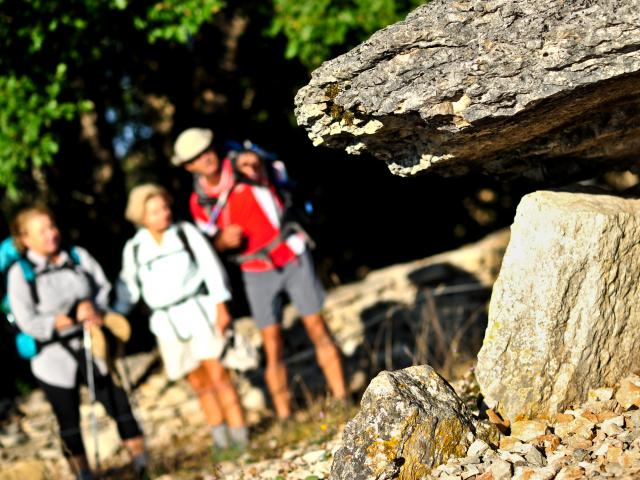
[0,349,353,480]
[429,373,640,480]
[1,357,639,479]
[0,229,548,480]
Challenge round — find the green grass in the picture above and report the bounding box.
[246,399,357,463]
[141,398,357,478]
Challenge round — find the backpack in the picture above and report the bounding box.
[1,236,82,359]
[195,141,316,266]
[195,141,313,222]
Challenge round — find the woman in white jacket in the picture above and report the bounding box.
[114,184,247,450]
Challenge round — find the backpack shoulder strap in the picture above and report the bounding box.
[132,242,141,269]
[68,246,81,266]
[17,257,39,305]
[206,182,237,228]
[194,175,218,207]
[67,246,99,298]
[127,239,143,293]
[176,223,196,265]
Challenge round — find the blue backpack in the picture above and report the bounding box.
[1,237,81,359]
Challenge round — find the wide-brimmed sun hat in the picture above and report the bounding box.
[171,127,214,166]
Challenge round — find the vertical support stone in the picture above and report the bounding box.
[476,189,640,421]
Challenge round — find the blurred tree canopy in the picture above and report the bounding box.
[0,0,423,197]
[269,0,424,68]
[0,0,223,196]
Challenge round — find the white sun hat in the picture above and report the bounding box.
[171,128,214,166]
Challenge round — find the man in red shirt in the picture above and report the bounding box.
[172,128,244,252]
[172,128,346,420]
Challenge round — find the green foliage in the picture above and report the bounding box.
[0,65,91,198]
[269,0,426,68]
[0,0,222,195]
[0,0,425,195]
[134,0,224,43]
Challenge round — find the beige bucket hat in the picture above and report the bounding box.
[171,127,214,166]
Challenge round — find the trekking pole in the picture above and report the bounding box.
[114,343,144,432]
[83,325,101,472]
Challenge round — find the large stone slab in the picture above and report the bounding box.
[295,0,640,182]
[330,365,496,480]
[476,189,640,421]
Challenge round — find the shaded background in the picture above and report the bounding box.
[0,0,532,401]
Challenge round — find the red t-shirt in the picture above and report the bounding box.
[190,160,303,272]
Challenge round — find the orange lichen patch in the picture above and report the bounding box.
[432,417,469,459]
[397,416,470,480]
[397,423,433,480]
[364,413,475,480]
[366,436,400,478]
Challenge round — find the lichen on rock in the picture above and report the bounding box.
[330,365,498,480]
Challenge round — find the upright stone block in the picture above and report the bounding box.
[476,190,640,420]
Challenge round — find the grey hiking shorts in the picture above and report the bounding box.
[242,251,325,329]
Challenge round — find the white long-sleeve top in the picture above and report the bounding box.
[8,247,111,388]
[114,222,231,341]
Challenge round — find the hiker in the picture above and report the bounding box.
[175,129,244,251]
[6,206,147,480]
[113,184,248,451]
[172,128,347,420]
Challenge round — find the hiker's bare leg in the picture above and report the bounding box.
[123,435,146,458]
[201,358,245,428]
[302,313,346,400]
[262,324,291,419]
[68,454,90,476]
[187,365,224,426]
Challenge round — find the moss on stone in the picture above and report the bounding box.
[325,83,340,100]
[342,110,354,126]
[330,103,344,119]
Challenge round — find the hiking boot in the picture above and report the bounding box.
[211,423,230,450]
[228,425,249,450]
[131,452,150,480]
[76,469,93,480]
